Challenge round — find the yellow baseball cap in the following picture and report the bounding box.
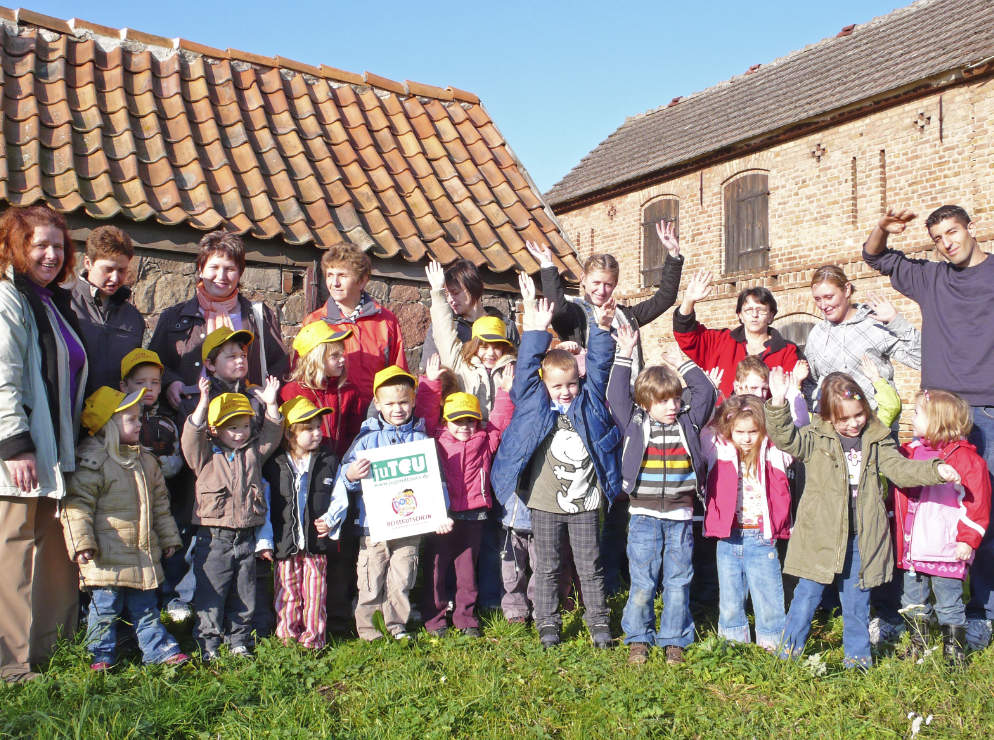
[121,348,163,380]
[202,327,254,363]
[471,316,512,346]
[81,387,146,435]
[442,392,482,422]
[207,393,255,427]
[292,321,352,358]
[372,365,417,395]
[279,396,332,426]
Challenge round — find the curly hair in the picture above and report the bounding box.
[0,205,76,285]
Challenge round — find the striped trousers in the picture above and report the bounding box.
[275,552,328,649]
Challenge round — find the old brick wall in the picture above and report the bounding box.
[553,79,994,435]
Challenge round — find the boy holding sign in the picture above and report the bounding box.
[335,366,452,641]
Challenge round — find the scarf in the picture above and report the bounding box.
[196,280,239,333]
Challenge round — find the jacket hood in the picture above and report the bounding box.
[322,291,382,322]
[358,412,426,435]
[74,273,133,304]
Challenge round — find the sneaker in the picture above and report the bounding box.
[591,630,613,649]
[539,626,561,649]
[392,631,411,641]
[165,603,193,622]
[868,617,904,647]
[427,627,448,638]
[200,650,218,663]
[628,643,649,665]
[460,627,481,638]
[665,646,685,665]
[162,652,189,666]
[89,661,113,672]
[506,616,528,624]
[230,645,253,658]
[965,618,993,651]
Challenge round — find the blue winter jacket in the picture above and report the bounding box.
[491,326,622,532]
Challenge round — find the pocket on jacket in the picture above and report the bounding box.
[196,490,228,519]
[595,425,622,456]
[250,486,268,516]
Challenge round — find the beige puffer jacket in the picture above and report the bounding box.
[62,437,181,591]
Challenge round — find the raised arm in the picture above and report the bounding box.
[584,300,617,400]
[863,208,916,257]
[628,221,685,327]
[426,261,472,380]
[415,355,444,437]
[607,326,638,428]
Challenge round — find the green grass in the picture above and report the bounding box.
[3,597,994,739]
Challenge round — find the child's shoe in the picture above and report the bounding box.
[460,627,481,638]
[591,629,613,649]
[898,615,929,661]
[163,652,190,666]
[942,625,967,667]
[868,616,903,647]
[165,602,193,623]
[392,631,411,642]
[628,643,649,665]
[664,646,685,665]
[539,626,560,649]
[89,661,113,672]
[230,645,253,658]
[965,618,992,651]
[506,616,528,625]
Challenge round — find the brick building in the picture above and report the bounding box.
[0,6,580,368]
[545,0,994,431]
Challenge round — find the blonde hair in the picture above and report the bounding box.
[582,253,620,281]
[288,342,347,390]
[915,389,973,444]
[461,337,516,366]
[100,414,138,468]
[735,356,769,383]
[541,348,578,377]
[715,395,767,475]
[634,365,682,410]
[819,372,872,424]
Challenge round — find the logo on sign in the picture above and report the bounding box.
[372,454,428,481]
[392,489,417,517]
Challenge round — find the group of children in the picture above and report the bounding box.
[60,245,991,673]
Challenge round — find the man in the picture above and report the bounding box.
[70,225,145,393]
[863,204,994,649]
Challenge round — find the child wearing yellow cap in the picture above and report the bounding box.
[61,387,187,670]
[180,374,283,660]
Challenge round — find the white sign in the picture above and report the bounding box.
[359,438,447,542]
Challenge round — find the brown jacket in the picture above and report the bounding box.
[62,437,181,591]
[181,415,282,529]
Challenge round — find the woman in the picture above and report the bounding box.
[804,264,920,408]
[0,205,89,682]
[673,269,799,400]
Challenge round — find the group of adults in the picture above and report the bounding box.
[1,200,992,682]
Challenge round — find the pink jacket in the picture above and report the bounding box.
[701,427,793,540]
[415,377,514,513]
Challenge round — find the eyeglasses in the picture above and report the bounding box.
[739,308,769,317]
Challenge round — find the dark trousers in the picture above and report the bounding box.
[326,531,360,633]
[601,497,630,595]
[531,509,609,630]
[476,514,503,610]
[423,519,484,631]
[192,526,257,654]
[159,523,195,608]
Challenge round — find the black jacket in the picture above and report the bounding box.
[69,275,145,392]
[265,450,341,558]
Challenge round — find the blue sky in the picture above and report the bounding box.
[26,0,905,192]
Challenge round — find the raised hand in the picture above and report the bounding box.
[859,354,881,383]
[938,463,961,484]
[524,241,554,268]
[660,345,686,368]
[683,269,713,308]
[425,260,446,291]
[866,293,898,324]
[768,366,789,405]
[518,271,536,302]
[655,220,680,257]
[593,297,616,330]
[531,297,555,332]
[878,208,916,235]
[792,360,809,386]
[616,325,639,359]
[424,353,442,382]
[705,366,725,391]
[198,375,211,398]
[254,375,281,408]
[497,363,515,392]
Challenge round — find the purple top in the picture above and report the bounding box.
[29,281,86,404]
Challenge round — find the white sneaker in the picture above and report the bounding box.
[869,617,904,647]
[166,603,193,622]
[230,645,253,658]
[965,618,992,651]
[392,631,410,641]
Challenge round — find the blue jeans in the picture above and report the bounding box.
[86,587,182,665]
[622,515,694,648]
[902,570,966,627]
[780,536,871,668]
[716,529,786,649]
[966,405,994,621]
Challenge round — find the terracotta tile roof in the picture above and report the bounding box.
[0,7,580,278]
[546,0,994,210]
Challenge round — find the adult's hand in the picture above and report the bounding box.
[6,452,38,493]
[524,241,555,269]
[166,380,184,410]
[425,261,446,292]
[679,269,712,315]
[656,220,679,257]
[878,208,916,235]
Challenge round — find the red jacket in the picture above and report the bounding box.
[280,380,365,459]
[673,309,799,400]
[415,377,513,513]
[894,438,991,567]
[302,293,406,407]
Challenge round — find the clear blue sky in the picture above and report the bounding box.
[27,0,905,193]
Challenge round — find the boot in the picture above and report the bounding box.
[899,615,929,661]
[941,624,966,667]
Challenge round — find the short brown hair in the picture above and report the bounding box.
[735,356,770,383]
[714,394,767,474]
[197,230,246,274]
[0,204,76,285]
[541,348,578,377]
[582,253,620,281]
[321,243,371,281]
[86,225,134,261]
[810,264,854,296]
[444,259,483,302]
[819,372,872,423]
[915,389,972,444]
[634,365,683,410]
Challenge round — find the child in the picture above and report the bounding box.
[335,366,453,641]
[766,370,960,669]
[181,375,282,660]
[179,327,261,422]
[264,396,348,650]
[62,387,187,669]
[702,394,792,651]
[416,354,514,636]
[491,295,621,649]
[607,326,716,665]
[896,389,991,665]
[425,261,516,417]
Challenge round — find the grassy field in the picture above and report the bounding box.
[2,595,993,739]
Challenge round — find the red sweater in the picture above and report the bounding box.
[280,380,365,458]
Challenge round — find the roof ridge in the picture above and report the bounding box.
[0,4,479,103]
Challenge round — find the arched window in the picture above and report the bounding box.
[771,312,818,356]
[723,173,769,273]
[641,197,678,287]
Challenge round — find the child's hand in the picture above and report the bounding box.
[866,293,898,324]
[860,354,882,383]
[75,549,94,565]
[524,241,554,268]
[497,363,515,392]
[347,458,372,482]
[616,326,639,359]
[163,547,177,559]
[705,367,725,391]
[257,549,274,562]
[556,341,582,355]
[518,271,537,302]
[424,353,443,382]
[435,517,454,535]
[314,518,331,537]
[255,375,281,408]
[425,260,446,291]
[937,463,961,484]
[197,376,211,399]
[768,366,789,405]
[593,297,616,331]
[792,360,809,385]
[655,219,680,257]
[530,297,555,332]
[954,542,974,561]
